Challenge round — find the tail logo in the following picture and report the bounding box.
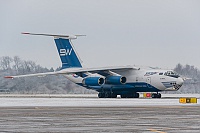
[60,48,72,56]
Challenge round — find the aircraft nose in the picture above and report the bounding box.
[173,77,184,90]
[176,77,184,85]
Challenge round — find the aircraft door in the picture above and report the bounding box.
[147,77,152,88]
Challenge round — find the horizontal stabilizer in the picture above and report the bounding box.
[22,32,86,39]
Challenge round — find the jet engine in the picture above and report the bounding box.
[82,77,105,86]
[105,76,126,85]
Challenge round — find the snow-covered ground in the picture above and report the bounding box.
[0,94,199,107]
[0,93,200,98]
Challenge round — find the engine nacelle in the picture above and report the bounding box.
[105,76,126,85]
[82,77,105,86]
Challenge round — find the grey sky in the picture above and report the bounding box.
[1,0,200,69]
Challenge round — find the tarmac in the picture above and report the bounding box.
[0,94,199,133]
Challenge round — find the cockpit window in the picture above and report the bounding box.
[164,71,180,78]
[159,73,163,75]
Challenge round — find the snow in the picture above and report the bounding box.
[0,94,199,107]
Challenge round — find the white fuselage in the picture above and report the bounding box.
[63,67,183,93]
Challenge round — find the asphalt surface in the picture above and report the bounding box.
[0,94,199,133]
[0,105,199,132]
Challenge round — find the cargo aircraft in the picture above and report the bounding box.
[5,33,184,98]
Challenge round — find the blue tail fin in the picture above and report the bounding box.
[54,38,82,69]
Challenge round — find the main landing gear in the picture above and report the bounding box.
[151,93,161,98]
[98,92,140,98]
[120,93,139,98]
[98,92,161,98]
[98,92,117,98]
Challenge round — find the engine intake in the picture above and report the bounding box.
[82,77,105,86]
[105,76,126,85]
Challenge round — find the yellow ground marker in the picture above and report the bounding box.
[179,97,197,104]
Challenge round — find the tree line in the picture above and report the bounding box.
[0,56,199,94]
[0,56,95,94]
[174,63,200,93]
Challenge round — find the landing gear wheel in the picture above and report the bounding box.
[111,93,117,98]
[98,92,105,98]
[121,93,140,98]
[99,92,117,98]
[152,93,157,98]
[134,93,139,98]
[152,93,161,98]
[105,92,111,98]
[121,94,127,98]
[126,94,133,98]
[157,93,161,98]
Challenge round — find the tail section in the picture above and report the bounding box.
[21,32,84,69]
[54,38,82,69]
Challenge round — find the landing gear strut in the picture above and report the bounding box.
[151,93,161,98]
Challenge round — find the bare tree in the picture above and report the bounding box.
[0,56,13,70]
[12,56,22,73]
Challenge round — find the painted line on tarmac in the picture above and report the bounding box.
[148,128,166,133]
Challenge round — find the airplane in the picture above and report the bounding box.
[5,33,184,98]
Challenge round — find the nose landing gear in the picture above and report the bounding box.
[151,93,161,98]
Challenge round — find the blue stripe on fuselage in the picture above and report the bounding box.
[76,82,160,92]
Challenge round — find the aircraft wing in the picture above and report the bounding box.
[60,65,138,74]
[4,71,61,79]
[5,65,138,79]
